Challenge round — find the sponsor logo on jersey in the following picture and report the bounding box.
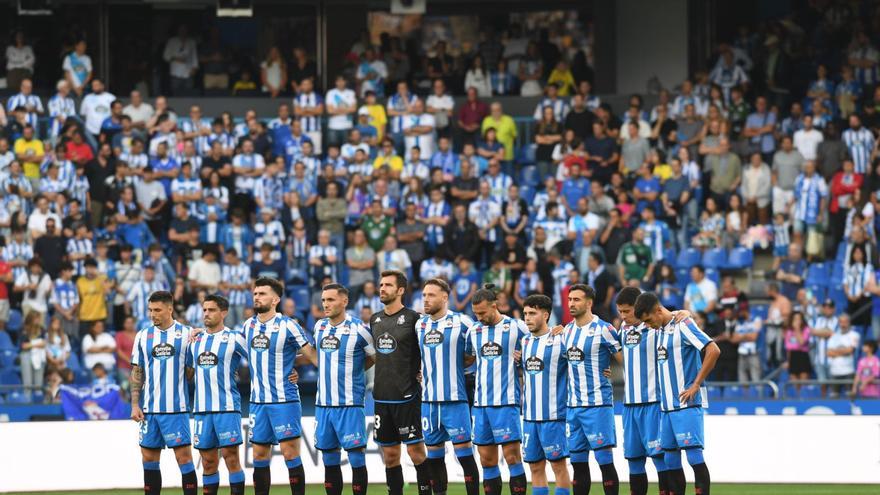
[398,315,406,325]
[625,328,642,347]
[566,346,584,362]
[152,342,175,360]
[198,351,219,368]
[525,356,544,374]
[377,332,397,354]
[320,335,340,352]
[220,333,230,343]
[480,341,502,359]
[251,333,271,351]
[657,344,668,361]
[423,329,444,348]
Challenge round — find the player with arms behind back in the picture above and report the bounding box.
[418,278,481,495]
[186,294,248,495]
[520,294,571,495]
[564,284,622,495]
[370,270,432,495]
[130,290,197,495]
[466,285,529,495]
[243,277,318,495]
[314,283,376,495]
[634,292,720,495]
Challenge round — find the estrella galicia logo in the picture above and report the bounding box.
[480,341,502,359]
[525,356,544,374]
[251,334,271,352]
[657,345,668,361]
[625,329,642,348]
[566,347,584,363]
[377,332,397,354]
[423,329,444,348]
[320,335,340,352]
[151,342,175,360]
[197,351,218,368]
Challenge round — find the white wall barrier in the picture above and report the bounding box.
[2,415,880,492]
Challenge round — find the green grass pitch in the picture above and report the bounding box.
[5,483,877,495]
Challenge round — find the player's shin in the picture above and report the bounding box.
[228,470,246,495]
[252,458,272,495]
[651,455,669,495]
[627,457,648,495]
[143,461,162,495]
[413,458,433,495]
[201,472,220,495]
[685,448,710,495]
[178,461,197,495]
[349,450,368,495]
[286,456,305,495]
[663,450,685,495]
[322,451,343,495]
[594,448,619,495]
[427,447,449,495]
[570,451,591,495]
[507,460,527,495]
[455,446,481,495]
[385,464,404,495]
[482,465,502,495]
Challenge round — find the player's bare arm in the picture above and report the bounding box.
[298,343,319,366]
[129,365,144,422]
[680,341,721,403]
[365,354,376,370]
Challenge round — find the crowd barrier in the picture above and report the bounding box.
[2,415,879,491]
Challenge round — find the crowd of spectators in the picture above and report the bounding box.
[3,6,880,404]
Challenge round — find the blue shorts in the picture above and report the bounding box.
[566,406,616,453]
[472,406,522,446]
[422,401,472,446]
[139,413,191,450]
[659,408,704,451]
[622,403,662,459]
[523,421,569,463]
[248,402,302,445]
[193,412,243,450]
[315,406,367,451]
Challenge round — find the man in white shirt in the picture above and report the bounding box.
[80,78,115,138]
[402,100,436,158]
[792,115,824,161]
[188,248,222,292]
[425,79,454,137]
[122,90,154,134]
[355,47,388,98]
[80,321,117,371]
[6,31,35,91]
[62,39,92,97]
[162,25,199,95]
[827,314,861,397]
[684,265,719,314]
[325,75,357,147]
[13,259,53,320]
[27,196,62,239]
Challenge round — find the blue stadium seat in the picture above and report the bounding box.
[7,310,22,334]
[675,268,691,290]
[751,304,769,321]
[74,370,92,385]
[663,248,678,264]
[836,242,848,263]
[675,248,701,270]
[828,287,848,310]
[6,391,29,404]
[806,262,831,287]
[67,353,82,373]
[724,386,744,399]
[516,144,537,166]
[831,262,845,286]
[704,268,721,285]
[661,292,684,310]
[807,285,827,303]
[520,185,536,205]
[0,350,15,370]
[799,384,822,399]
[0,331,13,351]
[701,248,727,270]
[725,247,754,270]
[289,285,311,316]
[519,165,540,186]
[707,387,723,400]
[0,369,21,386]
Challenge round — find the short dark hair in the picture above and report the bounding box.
[148,291,174,305]
[322,283,349,297]
[523,294,552,313]
[423,278,450,294]
[254,277,284,297]
[634,292,661,319]
[204,294,229,311]
[472,284,498,305]
[691,264,705,275]
[568,283,595,300]
[380,270,408,291]
[60,261,74,272]
[616,286,642,307]
[865,340,878,354]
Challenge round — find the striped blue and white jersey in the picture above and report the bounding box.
[6,92,43,127]
[655,317,712,412]
[127,281,169,321]
[131,320,192,414]
[221,262,251,306]
[617,322,660,405]
[48,94,76,137]
[532,97,570,122]
[179,118,211,156]
[521,331,568,421]
[387,93,419,134]
[811,315,838,367]
[294,91,324,132]
[66,237,94,276]
[465,315,529,407]
[187,327,247,413]
[563,315,621,407]
[4,241,33,281]
[313,314,375,407]
[49,278,80,311]
[418,311,474,403]
[842,127,874,175]
[243,313,311,404]
[793,174,828,225]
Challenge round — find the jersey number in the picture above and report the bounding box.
[374,414,381,431]
[421,417,430,433]
[194,420,204,436]
[248,414,256,440]
[523,433,530,449]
